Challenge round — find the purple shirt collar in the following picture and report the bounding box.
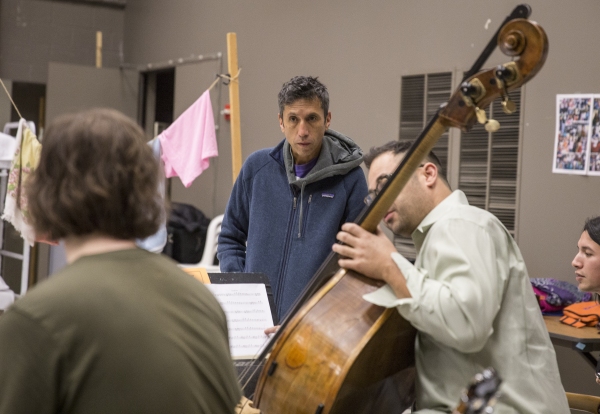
[294,157,318,178]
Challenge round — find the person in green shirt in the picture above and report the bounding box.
[0,108,241,414]
[332,140,569,413]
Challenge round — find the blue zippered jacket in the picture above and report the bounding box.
[217,130,368,320]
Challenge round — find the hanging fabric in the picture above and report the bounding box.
[158,89,218,188]
[1,119,41,246]
[136,137,168,253]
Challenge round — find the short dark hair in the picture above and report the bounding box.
[584,216,600,246]
[278,76,329,118]
[27,108,164,241]
[363,140,449,185]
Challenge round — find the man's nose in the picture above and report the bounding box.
[298,120,309,137]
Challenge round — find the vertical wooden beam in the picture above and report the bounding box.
[96,31,103,68]
[227,32,242,183]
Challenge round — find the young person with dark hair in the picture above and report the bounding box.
[572,215,600,386]
[218,76,368,321]
[0,108,241,414]
[332,140,569,413]
[573,216,600,295]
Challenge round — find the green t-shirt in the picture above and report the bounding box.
[0,248,241,414]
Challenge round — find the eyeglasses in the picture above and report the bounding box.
[364,164,424,205]
[364,174,392,205]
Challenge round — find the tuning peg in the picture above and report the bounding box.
[475,106,500,132]
[495,64,517,115]
[461,79,486,102]
[485,119,500,132]
[501,99,516,114]
[461,79,501,132]
[461,81,481,99]
[495,64,517,84]
[475,107,488,124]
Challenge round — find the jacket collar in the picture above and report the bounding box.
[270,129,363,188]
[412,190,469,251]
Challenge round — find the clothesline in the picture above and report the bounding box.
[208,68,242,92]
[0,78,23,120]
[0,68,242,123]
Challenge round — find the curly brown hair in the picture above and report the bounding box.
[26,108,164,241]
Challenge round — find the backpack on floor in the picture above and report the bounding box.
[162,203,210,264]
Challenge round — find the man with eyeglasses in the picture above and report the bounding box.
[332,140,568,413]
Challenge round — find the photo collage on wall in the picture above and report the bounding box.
[553,94,600,175]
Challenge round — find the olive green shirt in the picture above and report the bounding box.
[0,248,241,414]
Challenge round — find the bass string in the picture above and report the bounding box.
[237,334,273,392]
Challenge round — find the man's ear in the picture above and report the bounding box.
[278,113,284,133]
[325,111,332,129]
[422,162,438,187]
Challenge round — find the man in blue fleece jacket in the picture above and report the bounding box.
[218,76,368,320]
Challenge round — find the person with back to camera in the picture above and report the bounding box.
[217,76,368,323]
[331,140,569,413]
[571,215,600,386]
[0,108,241,414]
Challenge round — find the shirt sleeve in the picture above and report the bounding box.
[217,168,250,273]
[0,309,60,414]
[364,219,505,353]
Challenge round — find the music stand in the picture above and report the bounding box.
[207,272,275,399]
[208,272,278,325]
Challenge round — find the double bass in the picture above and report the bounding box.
[250,5,548,413]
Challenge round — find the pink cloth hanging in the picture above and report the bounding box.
[159,89,218,187]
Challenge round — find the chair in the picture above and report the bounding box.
[567,392,600,413]
[3,120,35,136]
[179,214,223,273]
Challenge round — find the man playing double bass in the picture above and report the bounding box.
[332,140,569,413]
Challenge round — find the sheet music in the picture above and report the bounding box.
[206,283,274,360]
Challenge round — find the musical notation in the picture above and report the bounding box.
[206,283,274,359]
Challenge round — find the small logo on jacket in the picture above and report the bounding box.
[321,193,334,198]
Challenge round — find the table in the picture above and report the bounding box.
[544,315,600,369]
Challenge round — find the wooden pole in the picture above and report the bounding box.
[96,31,103,68]
[227,32,242,183]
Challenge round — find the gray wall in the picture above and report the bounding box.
[123,0,600,396]
[0,79,12,128]
[0,0,124,83]
[123,0,600,286]
[45,61,138,122]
